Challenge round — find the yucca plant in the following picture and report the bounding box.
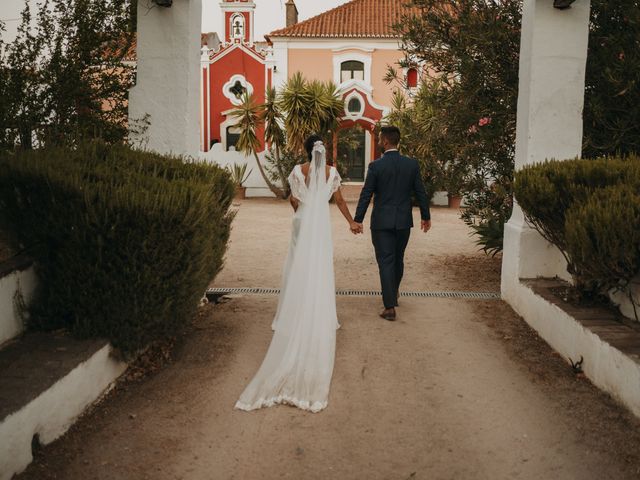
[278,72,344,154]
[229,92,285,198]
[263,86,288,190]
[230,73,343,198]
[227,162,252,187]
[279,72,315,154]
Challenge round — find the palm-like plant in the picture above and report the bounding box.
[318,81,345,163]
[263,86,288,190]
[279,72,315,154]
[263,86,285,151]
[230,74,344,199]
[229,92,285,198]
[279,73,344,156]
[227,162,252,187]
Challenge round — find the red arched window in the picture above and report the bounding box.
[407,67,418,88]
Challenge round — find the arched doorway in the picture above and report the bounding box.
[337,126,367,182]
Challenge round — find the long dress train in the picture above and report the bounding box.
[235,142,342,413]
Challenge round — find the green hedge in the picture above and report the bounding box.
[0,142,235,354]
[565,186,640,296]
[514,155,640,297]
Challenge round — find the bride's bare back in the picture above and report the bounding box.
[299,161,332,183]
[291,163,353,227]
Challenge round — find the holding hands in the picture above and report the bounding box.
[350,220,430,234]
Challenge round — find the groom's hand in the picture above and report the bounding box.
[421,219,431,233]
[350,222,364,234]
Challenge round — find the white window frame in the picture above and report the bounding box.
[222,74,254,106]
[343,90,366,119]
[333,52,372,87]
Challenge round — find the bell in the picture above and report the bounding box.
[153,0,173,7]
[553,0,576,9]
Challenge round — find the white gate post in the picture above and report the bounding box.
[128,0,202,157]
[502,0,591,301]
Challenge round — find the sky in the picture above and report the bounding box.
[1,0,351,44]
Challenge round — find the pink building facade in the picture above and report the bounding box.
[201,0,421,188]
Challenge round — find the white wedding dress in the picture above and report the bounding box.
[235,141,342,413]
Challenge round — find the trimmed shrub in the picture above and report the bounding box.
[565,186,640,297]
[514,155,640,298]
[0,142,235,354]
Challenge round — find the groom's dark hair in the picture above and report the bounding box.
[304,134,323,160]
[380,126,401,146]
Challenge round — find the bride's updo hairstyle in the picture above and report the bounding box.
[304,134,323,161]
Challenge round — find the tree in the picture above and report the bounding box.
[230,92,286,198]
[278,73,343,155]
[262,85,289,194]
[392,0,521,253]
[230,73,344,198]
[0,0,136,151]
[583,1,640,157]
[392,0,640,254]
[0,4,47,149]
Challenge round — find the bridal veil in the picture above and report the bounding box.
[235,141,341,413]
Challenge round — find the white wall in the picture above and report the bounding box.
[199,143,277,198]
[512,282,640,418]
[0,344,127,480]
[0,264,37,346]
[502,0,591,292]
[128,0,202,158]
[610,279,640,322]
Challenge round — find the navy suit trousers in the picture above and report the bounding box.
[371,229,411,309]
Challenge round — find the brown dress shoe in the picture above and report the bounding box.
[379,308,396,321]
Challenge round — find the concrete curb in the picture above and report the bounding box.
[0,343,127,480]
[503,278,640,418]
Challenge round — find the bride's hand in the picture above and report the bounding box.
[350,221,363,234]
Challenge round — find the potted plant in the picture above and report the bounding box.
[227,162,252,200]
[447,191,463,209]
[443,161,467,209]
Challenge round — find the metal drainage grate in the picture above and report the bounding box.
[206,287,500,300]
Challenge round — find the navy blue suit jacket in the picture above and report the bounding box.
[354,150,430,230]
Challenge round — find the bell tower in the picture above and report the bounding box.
[220,0,255,45]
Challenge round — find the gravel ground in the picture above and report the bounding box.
[17,199,640,480]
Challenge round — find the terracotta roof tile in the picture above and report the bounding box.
[104,33,218,62]
[267,0,420,39]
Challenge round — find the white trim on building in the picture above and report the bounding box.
[222,74,254,106]
[333,51,372,87]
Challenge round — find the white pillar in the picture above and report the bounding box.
[502,0,591,298]
[128,0,202,157]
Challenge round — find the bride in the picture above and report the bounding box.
[235,134,360,413]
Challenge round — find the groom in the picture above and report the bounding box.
[352,126,431,321]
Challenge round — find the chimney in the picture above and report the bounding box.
[285,0,298,27]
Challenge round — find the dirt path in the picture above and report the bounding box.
[19,200,640,479]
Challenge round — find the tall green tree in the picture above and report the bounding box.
[392,0,640,254]
[583,1,640,157]
[0,0,135,150]
[393,0,521,253]
[0,4,47,149]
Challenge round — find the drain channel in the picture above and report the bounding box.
[206,287,500,300]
